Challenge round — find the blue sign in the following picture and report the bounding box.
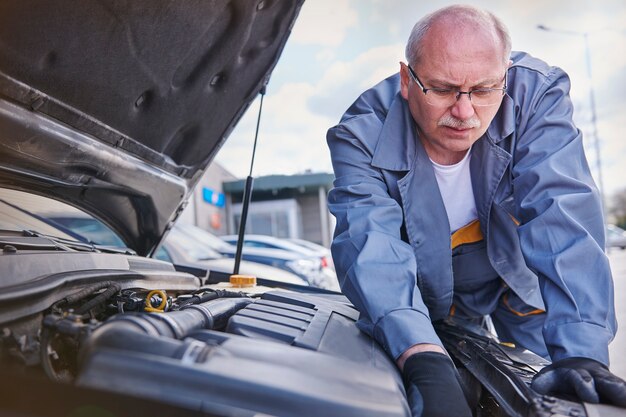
[202,187,225,207]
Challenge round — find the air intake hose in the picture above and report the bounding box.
[78,297,253,367]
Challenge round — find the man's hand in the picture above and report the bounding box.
[402,351,472,417]
[531,357,626,407]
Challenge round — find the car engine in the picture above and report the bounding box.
[0,251,409,417]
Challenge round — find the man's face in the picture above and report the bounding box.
[400,22,509,165]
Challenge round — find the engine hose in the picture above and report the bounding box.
[77,297,254,371]
[52,281,118,310]
[177,289,249,308]
[75,283,122,315]
[79,297,254,361]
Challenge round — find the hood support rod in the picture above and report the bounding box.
[233,86,266,275]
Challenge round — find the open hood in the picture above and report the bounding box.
[0,0,303,256]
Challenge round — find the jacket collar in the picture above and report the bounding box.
[371,92,417,171]
[371,87,515,171]
[486,94,515,144]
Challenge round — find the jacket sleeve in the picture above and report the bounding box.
[511,65,617,365]
[326,112,442,361]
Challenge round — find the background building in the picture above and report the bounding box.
[223,172,335,247]
[179,164,335,248]
[178,162,236,235]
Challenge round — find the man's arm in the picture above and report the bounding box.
[327,115,442,359]
[508,61,624,405]
[511,63,616,364]
[327,108,470,417]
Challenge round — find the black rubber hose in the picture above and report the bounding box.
[75,283,122,315]
[78,297,254,367]
[52,281,118,310]
[177,289,249,308]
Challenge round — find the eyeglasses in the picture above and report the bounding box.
[407,65,507,107]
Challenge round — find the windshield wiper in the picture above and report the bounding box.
[0,230,135,255]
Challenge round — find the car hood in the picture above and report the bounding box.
[0,0,303,256]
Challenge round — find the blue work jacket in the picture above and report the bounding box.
[327,51,616,365]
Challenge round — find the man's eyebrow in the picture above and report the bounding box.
[426,76,503,88]
[474,77,503,87]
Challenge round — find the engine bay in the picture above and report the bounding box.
[0,255,408,417]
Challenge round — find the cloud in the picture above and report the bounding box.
[308,43,405,119]
[215,82,336,178]
[290,0,358,47]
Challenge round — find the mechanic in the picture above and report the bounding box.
[326,4,626,416]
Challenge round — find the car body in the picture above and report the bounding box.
[222,233,338,286]
[177,223,336,289]
[222,233,331,265]
[287,237,335,270]
[1,2,622,417]
[158,225,308,286]
[607,224,626,250]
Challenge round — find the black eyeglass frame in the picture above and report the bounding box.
[406,64,507,106]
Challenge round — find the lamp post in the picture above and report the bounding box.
[537,25,607,221]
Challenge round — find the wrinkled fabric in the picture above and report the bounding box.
[327,51,616,365]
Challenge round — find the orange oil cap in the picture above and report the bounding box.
[229,274,257,287]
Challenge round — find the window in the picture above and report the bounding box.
[231,199,300,238]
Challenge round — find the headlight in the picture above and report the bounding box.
[286,259,340,289]
[286,258,320,276]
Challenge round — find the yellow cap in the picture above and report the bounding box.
[229,274,257,287]
[499,342,516,348]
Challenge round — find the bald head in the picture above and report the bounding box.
[405,5,511,67]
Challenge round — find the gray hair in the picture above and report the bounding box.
[405,5,511,67]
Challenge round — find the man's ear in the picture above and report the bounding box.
[399,62,410,100]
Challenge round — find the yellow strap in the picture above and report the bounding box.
[451,219,484,249]
[501,292,544,317]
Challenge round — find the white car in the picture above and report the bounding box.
[221,234,338,290]
[607,224,626,250]
[287,237,335,271]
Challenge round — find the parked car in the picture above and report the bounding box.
[607,224,626,250]
[222,233,337,274]
[158,225,308,286]
[1,2,620,417]
[287,237,335,270]
[187,225,337,289]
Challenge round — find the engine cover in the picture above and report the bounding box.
[77,291,410,417]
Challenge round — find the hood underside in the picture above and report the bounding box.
[0,0,303,255]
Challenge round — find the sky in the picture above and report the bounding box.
[215,0,626,206]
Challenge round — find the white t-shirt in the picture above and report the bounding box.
[430,149,477,233]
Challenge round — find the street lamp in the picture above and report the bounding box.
[536,24,607,221]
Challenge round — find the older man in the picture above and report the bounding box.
[327,4,625,417]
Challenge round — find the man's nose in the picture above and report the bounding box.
[449,93,475,120]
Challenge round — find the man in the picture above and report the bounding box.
[327,5,626,417]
